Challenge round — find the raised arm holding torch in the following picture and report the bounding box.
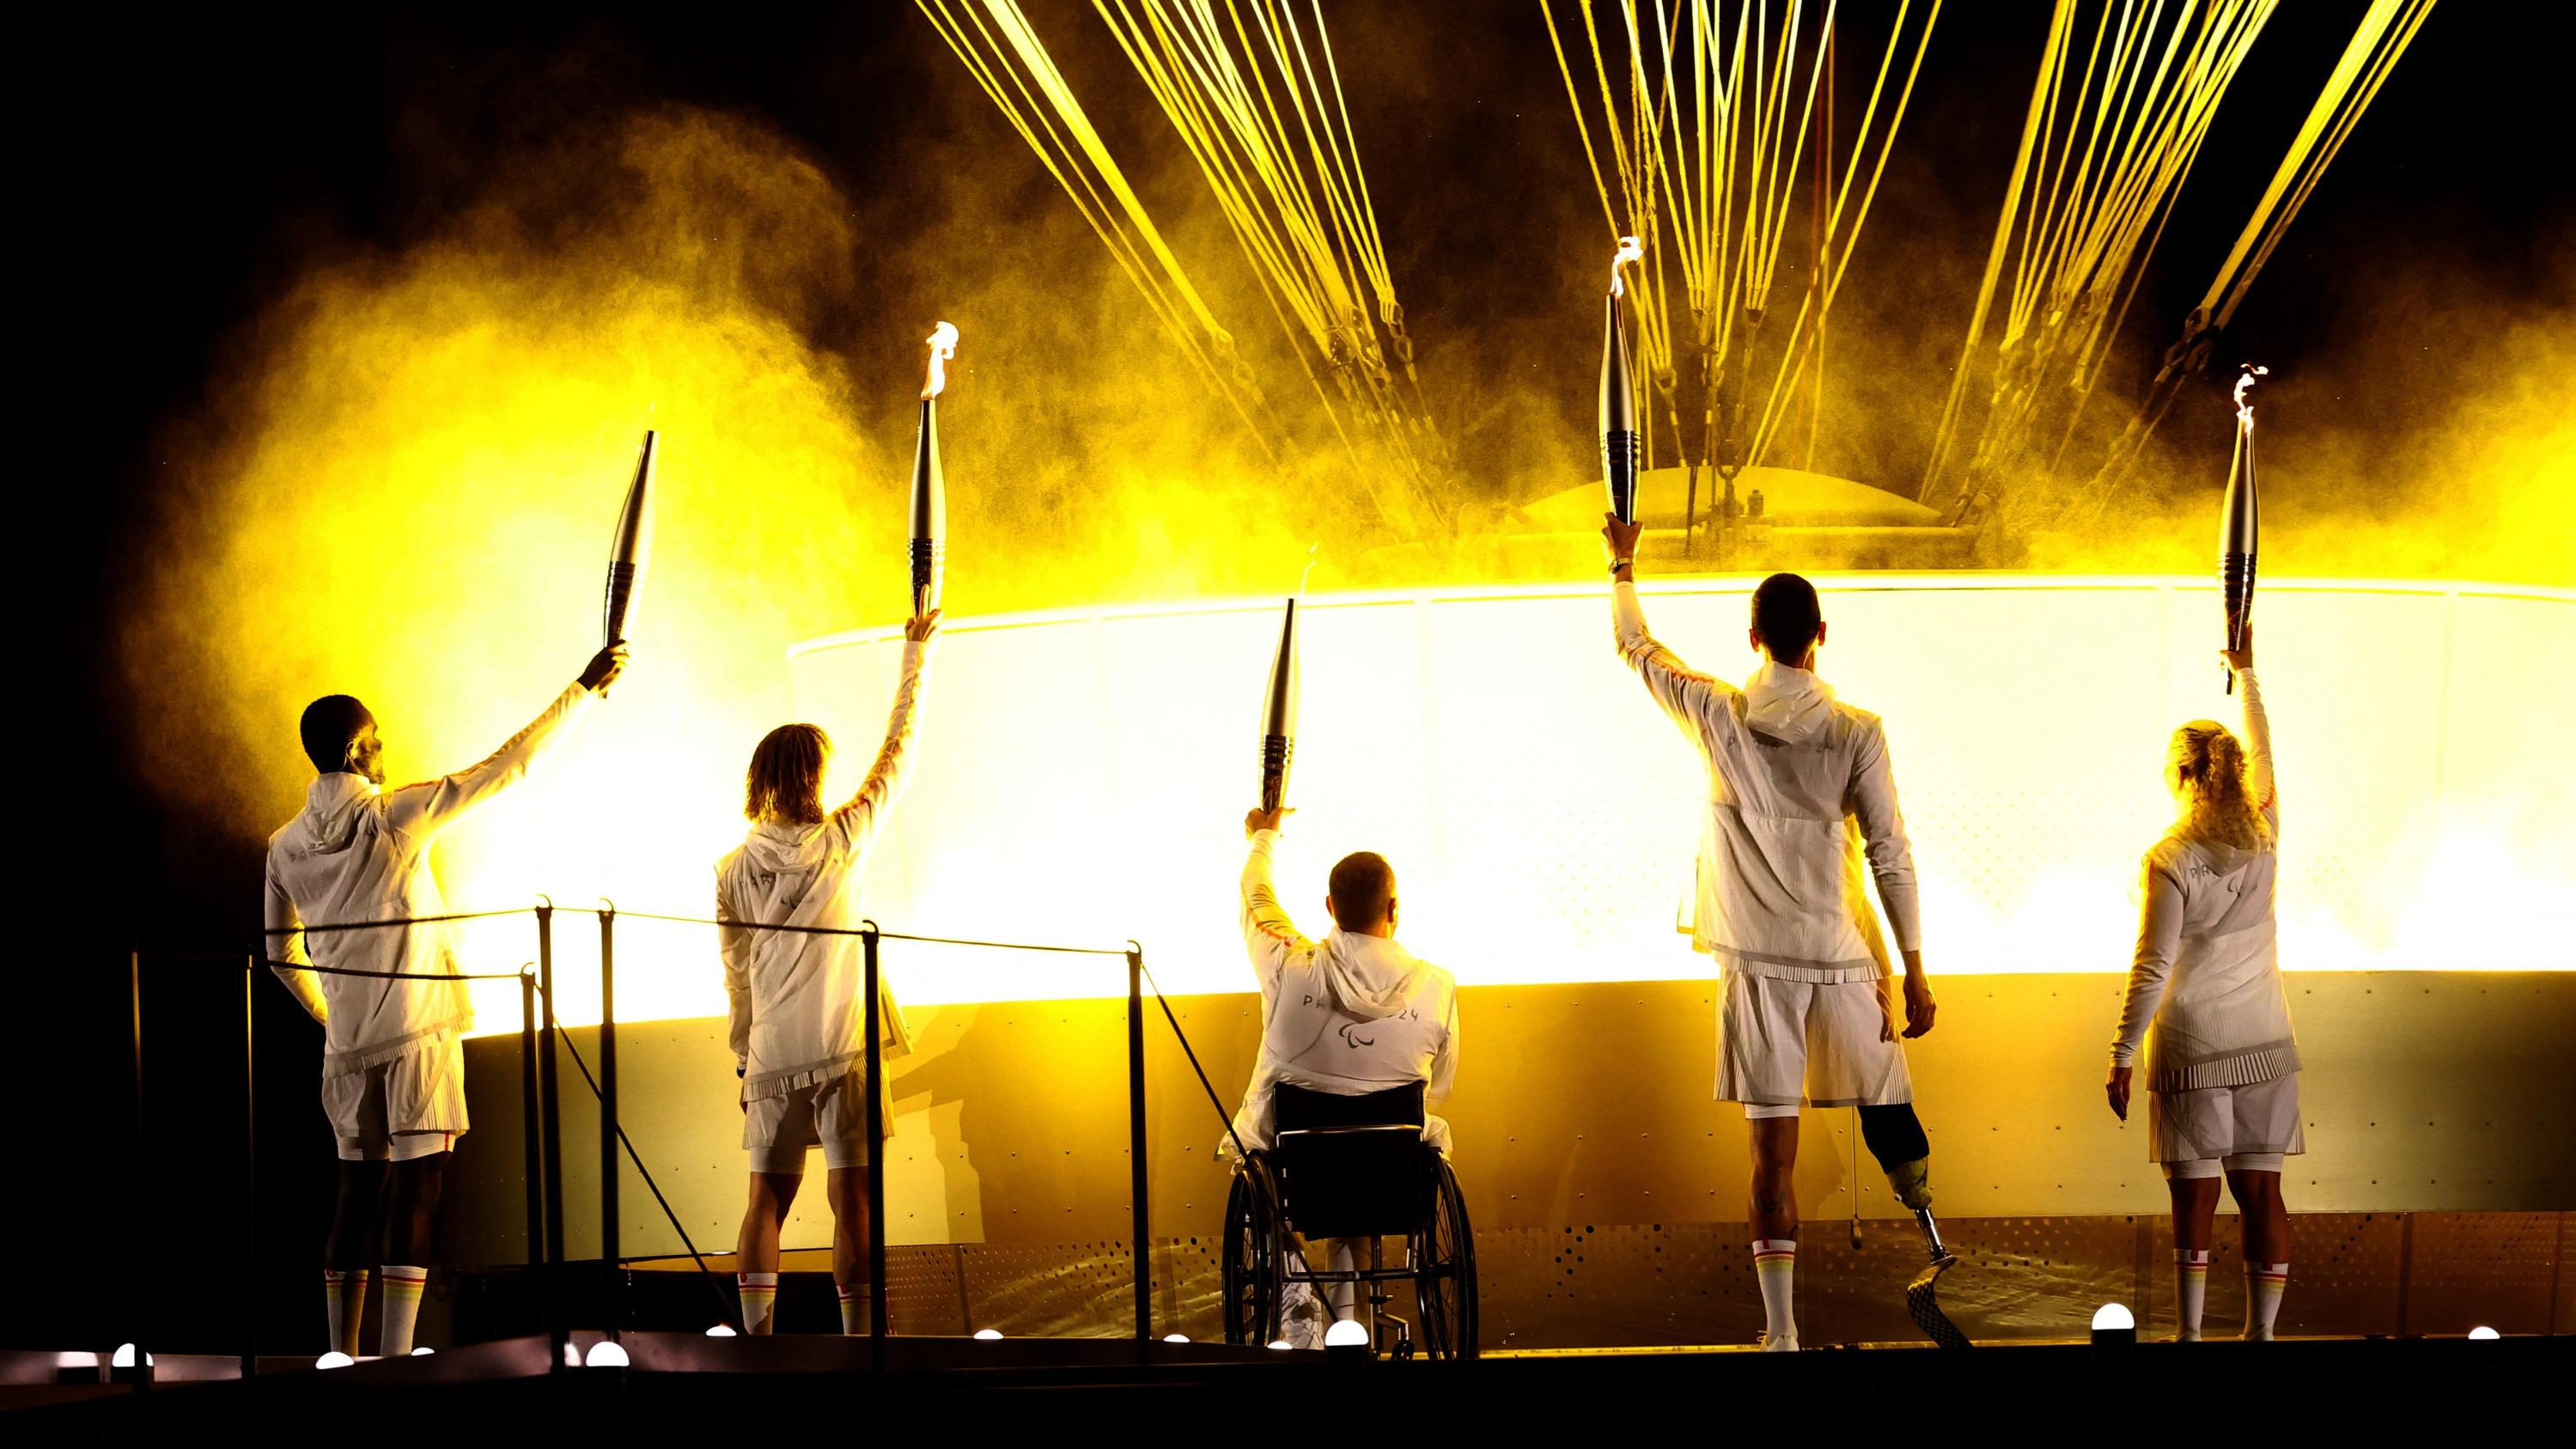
[911,321,959,617]
[2219,365,2266,695]
[1600,236,1644,527]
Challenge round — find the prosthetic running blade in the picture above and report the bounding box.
[1903,1209,1973,1349]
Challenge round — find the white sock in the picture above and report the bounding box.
[2244,1263,2287,1341]
[379,1265,428,1357]
[2175,1249,2210,1341]
[1753,1239,1796,1344]
[324,1268,369,1358]
[837,1282,873,1336]
[739,1272,779,1335]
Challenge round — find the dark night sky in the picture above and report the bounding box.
[17,2,2567,1348]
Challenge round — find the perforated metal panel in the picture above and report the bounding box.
[2404,1212,2563,1336]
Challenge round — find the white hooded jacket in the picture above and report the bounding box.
[265,683,598,1075]
[1229,830,1460,1156]
[2111,670,2295,1091]
[717,639,928,1102]
[1613,581,1921,980]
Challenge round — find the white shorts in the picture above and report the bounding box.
[325,1032,469,1162]
[1715,971,1911,1110]
[743,1071,883,1174]
[2149,1072,2304,1170]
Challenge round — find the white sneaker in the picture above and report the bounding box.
[1759,1330,1800,1352]
[1281,1282,1325,1350]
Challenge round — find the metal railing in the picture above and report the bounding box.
[118,898,1238,1372]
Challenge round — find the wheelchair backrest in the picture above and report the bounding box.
[1272,1081,1434,1240]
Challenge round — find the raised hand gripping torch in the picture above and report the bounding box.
[2219,364,2266,695]
[910,322,960,617]
[1600,237,1645,526]
[600,429,657,695]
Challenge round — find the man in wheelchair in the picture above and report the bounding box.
[1227,806,1463,1351]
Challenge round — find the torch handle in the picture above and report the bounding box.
[909,539,945,618]
[1604,430,1641,526]
[1259,735,1293,813]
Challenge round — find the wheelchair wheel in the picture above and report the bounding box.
[1220,1154,1284,1346]
[1411,1156,1478,1359]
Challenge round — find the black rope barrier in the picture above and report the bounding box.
[259,959,532,981]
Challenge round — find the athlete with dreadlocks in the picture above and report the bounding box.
[2107,624,2297,1342]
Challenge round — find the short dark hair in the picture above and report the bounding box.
[746,723,831,824]
[1751,573,1822,659]
[1327,851,1397,931]
[300,695,375,772]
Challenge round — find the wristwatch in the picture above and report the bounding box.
[1609,557,1635,575]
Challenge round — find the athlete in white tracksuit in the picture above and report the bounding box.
[265,642,628,1357]
[2105,627,2296,1341]
[1603,515,1937,1350]
[717,611,935,1336]
[1233,807,1459,1344]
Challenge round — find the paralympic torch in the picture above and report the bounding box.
[910,321,960,617]
[1600,236,1644,525]
[1257,550,1318,813]
[2219,365,2266,694]
[600,429,656,696]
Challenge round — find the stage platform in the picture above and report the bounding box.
[9,1332,2561,1423]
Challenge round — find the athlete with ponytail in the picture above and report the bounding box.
[2106,624,2297,1341]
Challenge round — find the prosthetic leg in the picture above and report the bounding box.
[1860,1104,1970,1349]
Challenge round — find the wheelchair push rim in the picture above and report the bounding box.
[1221,1155,1284,1346]
[1410,1156,1478,1359]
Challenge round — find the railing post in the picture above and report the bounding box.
[862,924,889,1357]
[598,904,620,1339]
[241,953,257,1381]
[519,965,544,1323]
[1127,943,1150,1346]
[536,902,565,1365]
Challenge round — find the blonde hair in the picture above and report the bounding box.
[2166,720,2268,850]
[746,723,831,824]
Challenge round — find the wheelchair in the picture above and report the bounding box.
[1219,1081,1478,1359]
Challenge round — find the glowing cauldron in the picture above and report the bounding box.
[787,575,2576,1006]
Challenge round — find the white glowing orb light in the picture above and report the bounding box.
[411,1347,434,1356]
[1161,1333,1190,1343]
[110,1343,152,1369]
[1267,1339,1294,1351]
[706,1324,738,1337]
[315,1351,355,1370]
[973,1328,1004,1342]
[2091,1303,2135,1331]
[1323,1318,1369,1349]
[2468,1326,2500,1341]
[583,1340,630,1368]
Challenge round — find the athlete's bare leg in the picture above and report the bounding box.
[327,1160,385,1269]
[824,1166,871,1290]
[2168,1173,2221,1251]
[1750,1116,1800,1242]
[736,1171,802,1275]
[377,1153,448,1265]
[2224,1169,2288,1265]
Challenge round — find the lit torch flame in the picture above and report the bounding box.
[2233,362,2268,429]
[1610,236,1642,297]
[922,321,961,400]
